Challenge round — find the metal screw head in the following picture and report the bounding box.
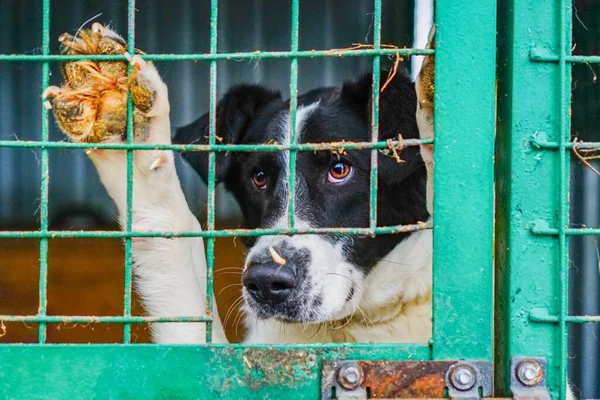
[337,363,364,390]
[449,365,476,391]
[517,360,543,386]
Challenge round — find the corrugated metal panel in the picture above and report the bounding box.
[569,1,600,397]
[0,0,413,227]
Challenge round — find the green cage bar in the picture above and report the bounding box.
[369,0,382,231]
[0,47,433,62]
[0,138,429,151]
[0,222,431,240]
[431,0,496,361]
[204,0,219,343]
[556,0,572,394]
[38,0,51,345]
[122,0,136,345]
[287,0,300,228]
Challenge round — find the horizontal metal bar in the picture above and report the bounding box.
[530,52,600,64]
[0,315,211,323]
[0,342,431,351]
[530,226,600,236]
[530,137,600,150]
[0,222,431,239]
[0,48,434,62]
[0,343,432,399]
[529,309,600,324]
[0,138,431,151]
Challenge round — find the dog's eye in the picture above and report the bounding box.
[328,162,352,183]
[252,169,268,189]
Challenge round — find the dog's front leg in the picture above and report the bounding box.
[44,23,226,344]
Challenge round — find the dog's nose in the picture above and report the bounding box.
[242,261,297,303]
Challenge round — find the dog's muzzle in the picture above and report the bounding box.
[242,244,308,306]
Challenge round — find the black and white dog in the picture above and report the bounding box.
[45,23,435,345]
[173,73,432,343]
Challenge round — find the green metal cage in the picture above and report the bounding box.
[0,0,597,398]
[496,0,600,398]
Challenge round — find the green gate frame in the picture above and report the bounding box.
[0,0,497,398]
[497,0,600,398]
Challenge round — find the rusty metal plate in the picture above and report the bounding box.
[321,360,493,399]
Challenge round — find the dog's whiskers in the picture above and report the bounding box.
[233,309,247,337]
[379,258,421,267]
[356,304,375,328]
[216,267,244,272]
[217,282,243,296]
[223,296,245,329]
[308,321,324,341]
[215,271,244,277]
[326,272,357,286]
[278,320,285,339]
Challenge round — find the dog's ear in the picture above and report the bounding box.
[174,85,282,183]
[341,71,424,187]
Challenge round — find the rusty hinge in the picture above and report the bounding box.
[509,357,550,400]
[321,360,493,400]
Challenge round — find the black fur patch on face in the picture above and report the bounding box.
[175,71,429,320]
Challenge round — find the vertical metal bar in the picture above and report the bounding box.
[369,0,381,233]
[38,0,51,344]
[205,0,219,343]
[496,0,566,396]
[287,0,299,228]
[123,0,136,343]
[558,0,572,396]
[432,0,496,360]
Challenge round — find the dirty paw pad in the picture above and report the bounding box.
[43,22,155,144]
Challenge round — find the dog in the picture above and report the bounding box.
[172,74,432,344]
[44,22,435,345]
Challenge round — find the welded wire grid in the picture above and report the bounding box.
[0,0,434,344]
[527,1,600,397]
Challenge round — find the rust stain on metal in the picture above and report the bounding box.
[242,348,318,390]
[356,360,454,398]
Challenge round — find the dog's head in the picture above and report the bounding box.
[174,71,428,323]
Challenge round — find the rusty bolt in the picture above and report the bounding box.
[337,362,364,390]
[517,360,543,386]
[449,364,476,391]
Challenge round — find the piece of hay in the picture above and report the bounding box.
[324,43,405,92]
[573,138,600,176]
[269,247,286,266]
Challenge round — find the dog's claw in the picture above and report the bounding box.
[91,22,103,34]
[59,33,89,53]
[42,85,62,99]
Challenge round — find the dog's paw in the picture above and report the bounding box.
[43,23,169,145]
[415,25,435,122]
[415,25,435,215]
